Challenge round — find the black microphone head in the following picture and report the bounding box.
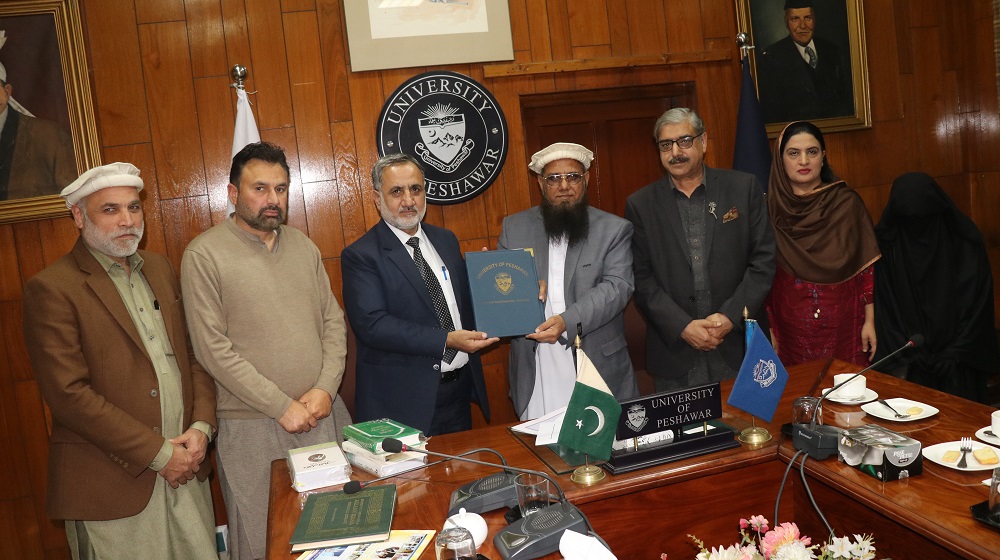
[908,334,924,348]
[343,480,363,494]
[382,438,405,453]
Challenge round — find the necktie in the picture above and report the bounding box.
[406,237,458,364]
[804,45,817,68]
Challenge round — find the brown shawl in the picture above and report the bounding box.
[767,124,880,284]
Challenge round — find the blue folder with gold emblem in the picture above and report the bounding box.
[464,249,545,338]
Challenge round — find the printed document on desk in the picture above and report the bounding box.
[511,407,566,445]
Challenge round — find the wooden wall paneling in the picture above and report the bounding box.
[508,0,532,53]
[524,0,557,93]
[260,127,310,235]
[185,0,229,79]
[0,315,30,501]
[624,0,667,55]
[135,0,186,24]
[480,150,511,240]
[909,27,964,178]
[695,62,740,169]
[12,222,44,291]
[193,77,239,224]
[159,196,213,273]
[904,0,945,29]
[283,11,336,185]
[345,70,386,231]
[37,219,78,268]
[969,171,1000,243]
[330,122,366,248]
[490,68,536,217]
[302,180,345,259]
[546,1,576,92]
[0,226,21,301]
[568,0,612,47]
[282,0,315,11]
[245,0,295,129]
[441,198,489,242]
[1,303,31,382]
[220,0,258,96]
[607,0,632,56]
[663,0,705,53]
[103,143,168,257]
[82,0,151,147]
[476,362,516,428]
[14,379,64,556]
[864,0,904,123]
[891,0,913,75]
[935,173,971,216]
[316,0,352,123]
[0,498,45,559]
[967,1,1000,174]
[138,22,209,200]
[701,0,737,40]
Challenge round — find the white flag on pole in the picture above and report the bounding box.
[228,88,261,215]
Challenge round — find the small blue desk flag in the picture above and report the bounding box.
[727,322,788,422]
[557,344,621,461]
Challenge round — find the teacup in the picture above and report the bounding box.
[991,410,1000,435]
[832,373,866,399]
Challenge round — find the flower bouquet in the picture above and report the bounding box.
[674,515,877,560]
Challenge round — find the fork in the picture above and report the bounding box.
[956,437,973,469]
[877,399,909,419]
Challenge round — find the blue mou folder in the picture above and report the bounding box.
[464,249,545,338]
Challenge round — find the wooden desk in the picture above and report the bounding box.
[267,360,1000,559]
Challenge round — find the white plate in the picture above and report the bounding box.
[860,398,939,422]
[976,426,1000,446]
[822,387,878,404]
[923,441,1000,472]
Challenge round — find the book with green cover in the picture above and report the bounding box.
[289,484,397,553]
[342,418,423,454]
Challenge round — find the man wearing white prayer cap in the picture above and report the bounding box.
[0,30,77,200]
[499,141,638,420]
[22,162,219,560]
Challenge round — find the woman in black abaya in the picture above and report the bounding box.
[874,172,998,403]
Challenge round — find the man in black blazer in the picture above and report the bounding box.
[624,108,776,392]
[341,153,497,435]
[757,0,854,123]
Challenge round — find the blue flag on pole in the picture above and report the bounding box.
[732,55,772,193]
[727,322,788,422]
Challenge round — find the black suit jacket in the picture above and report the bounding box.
[624,167,776,380]
[758,35,854,122]
[341,220,489,433]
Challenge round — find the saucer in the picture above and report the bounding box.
[822,387,877,404]
[976,426,1000,446]
[923,441,1000,471]
[860,398,938,422]
[970,501,1000,532]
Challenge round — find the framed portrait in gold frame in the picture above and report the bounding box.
[0,0,99,224]
[735,0,871,136]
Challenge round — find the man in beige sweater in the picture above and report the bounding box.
[181,142,349,560]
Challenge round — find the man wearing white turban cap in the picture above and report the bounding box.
[0,30,77,200]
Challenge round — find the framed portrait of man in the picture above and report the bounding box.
[0,0,99,224]
[736,0,871,135]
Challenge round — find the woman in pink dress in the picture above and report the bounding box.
[766,121,881,367]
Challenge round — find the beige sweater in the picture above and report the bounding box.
[181,219,346,419]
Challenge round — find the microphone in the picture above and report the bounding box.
[342,447,510,496]
[383,438,589,560]
[792,335,923,459]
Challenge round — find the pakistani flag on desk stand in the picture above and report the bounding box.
[558,336,621,485]
[727,318,789,444]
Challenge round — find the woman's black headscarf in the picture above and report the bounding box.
[874,172,998,403]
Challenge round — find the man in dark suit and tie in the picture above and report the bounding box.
[499,142,638,420]
[625,108,776,392]
[341,153,497,435]
[757,0,854,123]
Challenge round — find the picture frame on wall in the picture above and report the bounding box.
[0,0,99,224]
[343,0,514,73]
[735,0,871,136]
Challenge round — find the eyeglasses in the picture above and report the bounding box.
[655,132,704,152]
[542,172,584,187]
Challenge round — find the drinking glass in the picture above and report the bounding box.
[793,396,823,425]
[435,526,476,560]
[989,467,1000,522]
[514,473,550,517]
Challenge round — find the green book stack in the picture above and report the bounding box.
[342,418,424,454]
[289,484,397,553]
